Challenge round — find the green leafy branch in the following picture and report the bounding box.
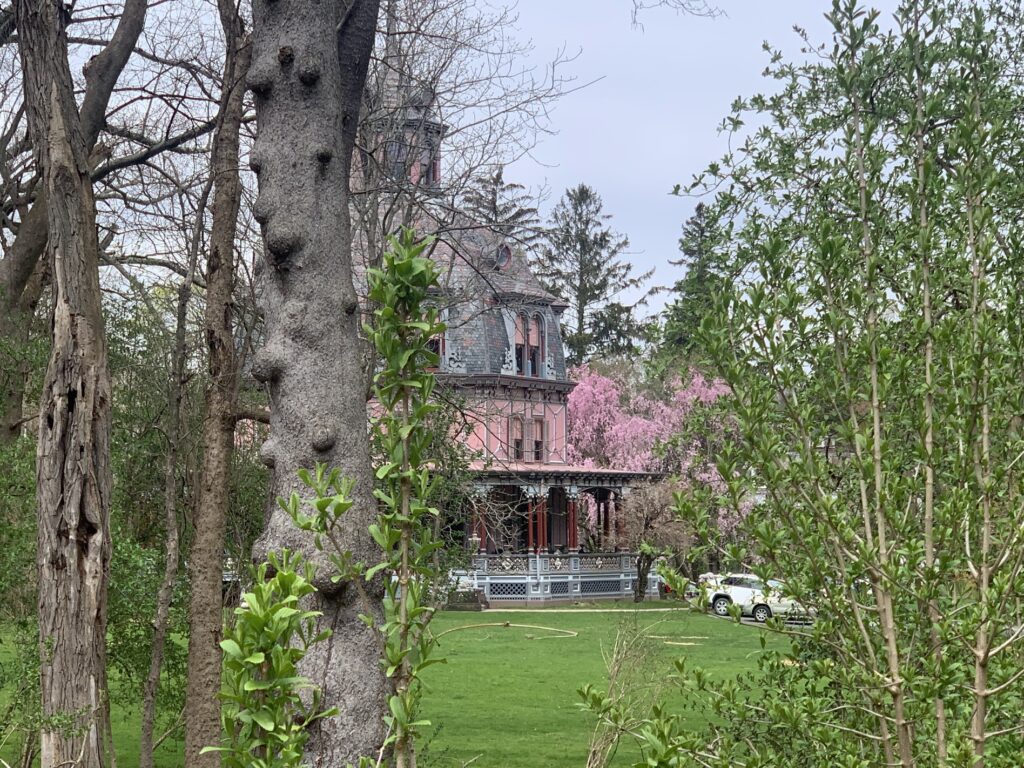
[203,551,336,768]
[282,229,447,768]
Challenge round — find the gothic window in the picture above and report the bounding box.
[385,140,409,179]
[426,307,447,369]
[532,417,545,462]
[427,141,441,186]
[515,312,528,376]
[510,416,524,461]
[417,136,440,187]
[529,314,544,378]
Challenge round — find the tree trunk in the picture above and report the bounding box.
[634,552,652,603]
[249,0,388,763]
[2,0,145,440]
[139,175,209,768]
[15,0,116,765]
[182,6,251,766]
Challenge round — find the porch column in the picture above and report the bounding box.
[611,491,623,551]
[568,495,578,552]
[539,496,548,552]
[601,493,611,549]
[474,513,487,553]
[527,497,534,552]
[470,491,487,553]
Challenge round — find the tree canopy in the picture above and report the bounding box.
[534,184,657,366]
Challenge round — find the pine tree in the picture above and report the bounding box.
[660,202,727,362]
[534,183,656,366]
[461,165,543,251]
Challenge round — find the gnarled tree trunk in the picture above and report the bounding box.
[2,0,145,445]
[15,0,115,765]
[248,0,388,762]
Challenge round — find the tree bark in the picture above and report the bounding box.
[634,551,653,603]
[1,0,146,442]
[248,0,388,763]
[15,0,117,765]
[182,6,251,766]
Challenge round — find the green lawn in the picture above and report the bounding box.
[418,606,780,768]
[2,605,776,768]
[0,631,185,768]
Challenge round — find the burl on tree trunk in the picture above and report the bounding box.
[16,0,114,766]
[249,0,388,763]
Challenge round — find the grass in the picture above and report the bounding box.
[1,603,777,768]
[418,605,781,768]
[0,629,184,768]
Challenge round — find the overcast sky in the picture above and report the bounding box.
[505,1,894,313]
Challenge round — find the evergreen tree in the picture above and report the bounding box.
[660,202,728,362]
[534,183,655,365]
[461,165,543,251]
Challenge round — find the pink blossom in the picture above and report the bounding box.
[567,364,745,540]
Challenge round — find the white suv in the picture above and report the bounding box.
[706,573,803,623]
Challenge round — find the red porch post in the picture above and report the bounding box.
[527,497,534,552]
[539,497,548,552]
[474,512,487,552]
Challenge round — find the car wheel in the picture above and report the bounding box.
[712,596,731,616]
[752,604,772,623]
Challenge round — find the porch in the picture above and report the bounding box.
[456,551,660,604]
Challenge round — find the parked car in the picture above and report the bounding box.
[705,573,809,622]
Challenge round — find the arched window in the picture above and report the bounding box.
[530,314,545,378]
[384,140,409,180]
[420,136,440,187]
[426,307,447,369]
[532,417,545,461]
[515,312,528,376]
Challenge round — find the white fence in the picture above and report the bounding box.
[454,552,660,604]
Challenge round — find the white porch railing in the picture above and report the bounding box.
[454,552,660,603]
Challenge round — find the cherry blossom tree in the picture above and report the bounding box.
[566,363,738,590]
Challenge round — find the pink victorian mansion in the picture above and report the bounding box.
[362,84,658,604]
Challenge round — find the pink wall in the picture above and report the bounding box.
[462,394,568,465]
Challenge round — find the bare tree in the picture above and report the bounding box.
[619,482,690,602]
[350,0,571,282]
[248,0,388,763]
[15,0,144,765]
[138,183,204,768]
[1,0,222,444]
[182,0,252,763]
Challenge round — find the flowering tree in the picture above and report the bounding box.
[566,364,737,595]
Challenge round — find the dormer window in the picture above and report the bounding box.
[495,244,512,270]
[425,307,447,370]
[528,314,544,378]
[417,136,440,187]
[513,311,546,377]
[515,312,528,375]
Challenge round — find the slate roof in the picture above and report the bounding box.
[431,216,563,306]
